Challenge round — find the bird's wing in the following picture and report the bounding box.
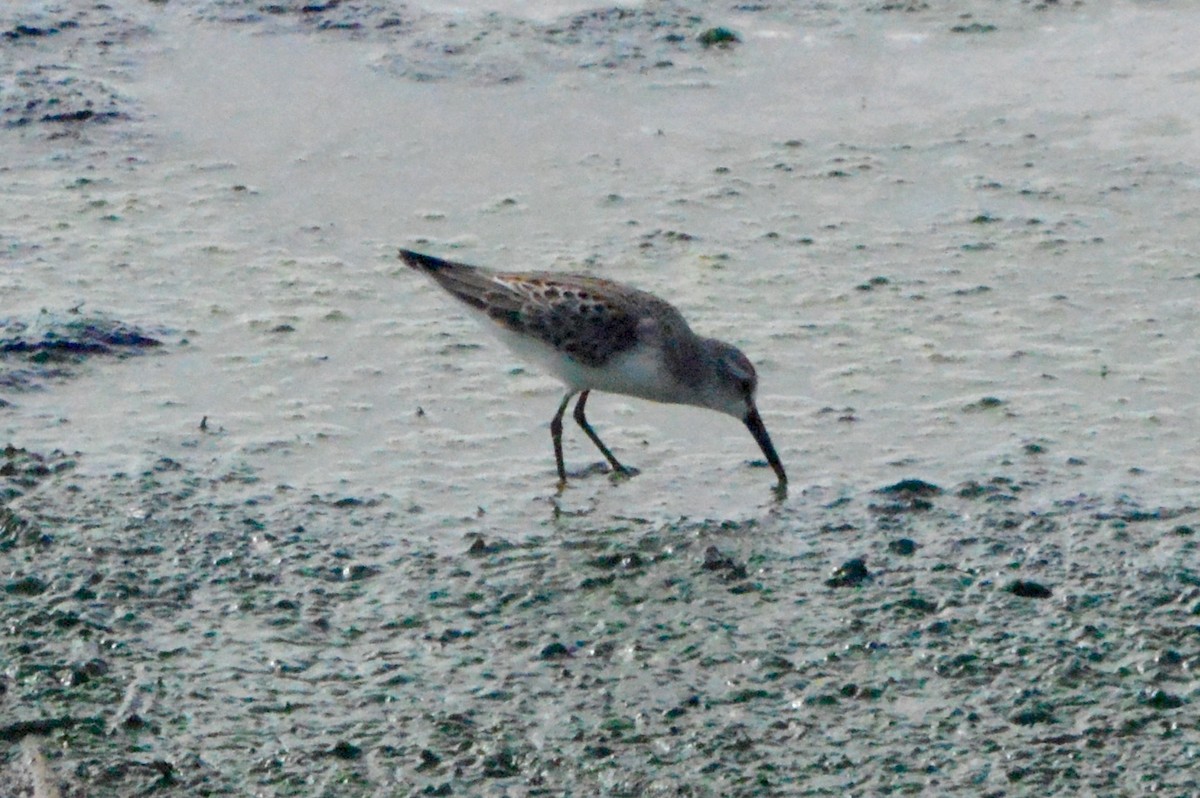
[403,249,690,369]
[490,272,650,367]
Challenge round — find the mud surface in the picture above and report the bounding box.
[3,1,1199,795]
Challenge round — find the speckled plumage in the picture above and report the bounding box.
[403,251,695,369]
[401,248,787,490]
[446,270,658,368]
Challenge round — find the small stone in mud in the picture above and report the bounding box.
[540,642,571,661]
[341,564,380,581]
[585,744,614,759]
[955,477,1021,502]
[466,537,511,556]
[701,546,747,581]
[951,21,998,34]
[4,575,48,596]
[590,552,645,570]
[1140,689,1184,710]
[482,748,520,778]
[4,24,60,39]
[876,478,941,496]
[871,478,941,514]
[856,275,891,291]
[418,749,441,770]
[1011,703,1056,725]
[827,558,872,588]
[963,396,1004,412]
[436,628,474,644]
[698,27,740,47]
[1006,580,1052,599]
[121,713,147,730]
[588,640,616,658]
[330,740,362,760]
[955,480,991,499]
[888,538,917,556]
[895,595,938,615]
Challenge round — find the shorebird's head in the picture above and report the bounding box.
[701,339,788,487]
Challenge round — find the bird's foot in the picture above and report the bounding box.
[608,464,640,482]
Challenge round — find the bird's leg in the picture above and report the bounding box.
[573,391,637,477]
[551,392,575,485]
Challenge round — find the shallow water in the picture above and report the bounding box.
[7,3,1200,527]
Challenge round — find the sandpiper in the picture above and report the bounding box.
[401,249,787,490]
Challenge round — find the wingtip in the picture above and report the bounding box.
[398,248,440,271]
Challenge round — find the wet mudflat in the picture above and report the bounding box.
[3,0,1199,795]
[3,450,1197,795]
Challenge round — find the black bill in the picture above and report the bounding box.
[744,405,787,488]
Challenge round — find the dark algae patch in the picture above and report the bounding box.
[0,313,161,361]
[0,312,163,394]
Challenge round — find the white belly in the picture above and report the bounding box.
[489,322,679,403]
